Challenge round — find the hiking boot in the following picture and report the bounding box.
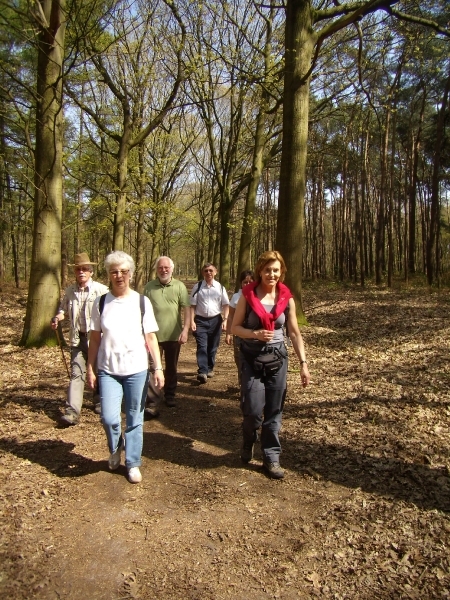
[207,371,215,378]
[241,441,254,463]
[128,467,142,484]
[144,406,160,419]
[60,412,79,426]
[108,439,123,471]
[263,461,284,479]
[165,397,177,408]
[197,373,207,384]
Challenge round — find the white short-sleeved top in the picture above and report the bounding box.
[90,290,158,376]
[229,290,242,309]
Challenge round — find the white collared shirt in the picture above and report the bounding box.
[190,279,229,317]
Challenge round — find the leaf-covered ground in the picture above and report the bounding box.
[0,282,449,599]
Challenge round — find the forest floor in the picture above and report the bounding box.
[0,281,449,600]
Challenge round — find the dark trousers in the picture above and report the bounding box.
[147,341,181,405]
[240,343,287,463]
[193,314,222,375]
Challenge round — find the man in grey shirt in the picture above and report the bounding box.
[51,253,108,426]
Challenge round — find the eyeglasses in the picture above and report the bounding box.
[110,270,130,277]
[204,269,214,273]
[75,267,90,272]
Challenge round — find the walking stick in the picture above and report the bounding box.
[55,328,71,379]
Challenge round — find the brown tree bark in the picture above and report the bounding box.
[427,68,450,286]
[275,0,314,316]
[20,0,66,347]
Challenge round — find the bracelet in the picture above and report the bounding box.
[300,360,307,365]
[153,367,163,371]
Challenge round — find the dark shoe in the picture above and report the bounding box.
[165,397,177,408]
[94,403,101,415]
[241,441,254,463]
[197,373,207,384]
[207,371,214,378]
[263,461,284,479]
[144,406,160,419]
[60,412,79,426]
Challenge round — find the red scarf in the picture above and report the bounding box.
[242,281,292,331]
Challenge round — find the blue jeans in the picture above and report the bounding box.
[98,369,149,468]
[193,314,222,375]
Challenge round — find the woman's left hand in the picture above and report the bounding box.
[153,370,165,388]
[86,366,97,390]
[300,363,311,388]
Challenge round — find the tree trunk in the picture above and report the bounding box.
[0,111,6,282]
[236,7,274,289]
[375,111,390,285]
[112,124,131,251]
[218,191,231,289]
[236,107,266,291]
[20,0,66,347]
[134,144,147,292]
[275,0,314,318]
[408,89,426,274]
[427,68,450,286]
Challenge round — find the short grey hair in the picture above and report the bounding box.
[154,255,174,270]
[105,250,135,277]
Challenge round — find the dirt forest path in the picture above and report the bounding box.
[1,283,450,599]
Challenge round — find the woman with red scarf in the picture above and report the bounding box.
[231,250,310,479]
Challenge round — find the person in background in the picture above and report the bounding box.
[190,263,230,384]
[51,252,109,426]
[143,256,190,413]
[87,251,164,484]
[231,250,310,479]
[225,270,254,386]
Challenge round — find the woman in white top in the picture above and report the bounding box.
[225,270,254,385]
[87,251,164,484]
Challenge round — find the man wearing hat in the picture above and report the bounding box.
[51,253,109,426]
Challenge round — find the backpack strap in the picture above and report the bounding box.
[192,280,203,297]
[99,293,107,315]
[139,294,145,333]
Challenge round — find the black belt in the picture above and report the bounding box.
[79,331,88,337]
[240,340,285,355]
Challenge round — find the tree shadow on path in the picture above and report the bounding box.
[0,437,105,477]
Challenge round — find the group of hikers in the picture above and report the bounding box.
[51,250,310,484]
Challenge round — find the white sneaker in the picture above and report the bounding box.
[108,440,123,471]
[128,467,142,483]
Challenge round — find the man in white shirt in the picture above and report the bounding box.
[51,253,109,426]
[190,263,229,384]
